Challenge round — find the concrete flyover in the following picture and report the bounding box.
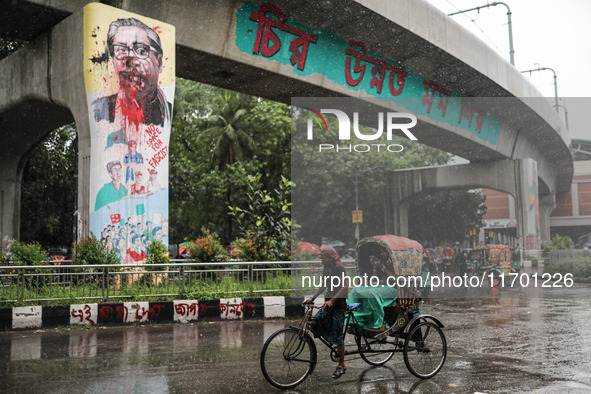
[0,0,571,251]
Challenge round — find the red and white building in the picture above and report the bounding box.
[480,139,591,247]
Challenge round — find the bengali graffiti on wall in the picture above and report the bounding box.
[83,3,175,261]
[235,2,502,145]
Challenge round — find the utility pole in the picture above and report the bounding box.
[556,99,569,130]
[449,2,515,66]
[353,167,377,243]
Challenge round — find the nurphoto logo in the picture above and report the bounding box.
[305,108,418,153]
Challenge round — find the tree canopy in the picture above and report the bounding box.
[168,79,291,244]
[20,125,77,249]
[291,109,454,247]
[408,190,487,247]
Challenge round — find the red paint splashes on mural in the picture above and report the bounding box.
[120,97,144,126]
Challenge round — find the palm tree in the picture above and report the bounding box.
[198,90,254,170]
[197,90,255,241]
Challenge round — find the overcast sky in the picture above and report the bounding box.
[426,0,590,140]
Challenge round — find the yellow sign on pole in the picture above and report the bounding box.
[352,210,363,223]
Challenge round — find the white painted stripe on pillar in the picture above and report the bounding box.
[124,301,150,323]
[12,306,42,329]
[219,298,242,319]
[263,296,285,318]
[70,303,98,325]
[173,300,200,323]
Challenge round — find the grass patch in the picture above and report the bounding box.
[0,272,293,307]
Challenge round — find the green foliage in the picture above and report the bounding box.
[291,108,452,246]
[198,90,254,170]
[72,234,120,266]
[135,239,170,289]
[179,273,291,300]
[229,174,292,261]
[542,235,574,257]
[545,256,591,277]
[408,190,487,247]
[145,239,171,270]
[19,76,484,263]
[230,238,258,261]
[0,239,49,266]
[20,124,77,251]
[0,239,50,288]
[169,79,291,243]
[187,228,228,262]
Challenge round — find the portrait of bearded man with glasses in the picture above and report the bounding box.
[93,17,172,128]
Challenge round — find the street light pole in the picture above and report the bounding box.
[520,66,559,112]
[448,2,515,66]
[557,99,569,130]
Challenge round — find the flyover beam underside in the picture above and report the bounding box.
[386,159,549,248]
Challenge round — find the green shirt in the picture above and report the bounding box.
[95,182,127,211]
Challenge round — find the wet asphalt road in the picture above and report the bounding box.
[1,272,591,393]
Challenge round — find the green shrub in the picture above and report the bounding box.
[187,228,228,262]
[2,240,49,266]
[71,234,120,287]
[0,239,50,288]
[542,235,574,258]
[139,240,171,287]
[72,234,120,266]
[229,175,292,261]
[146,239,170,268]
[230,238,257,261]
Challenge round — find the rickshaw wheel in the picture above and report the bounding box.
[260,327,317,389]
[358,336,396,365]
[403,322,447,379]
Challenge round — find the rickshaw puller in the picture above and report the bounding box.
[304,246,349,379]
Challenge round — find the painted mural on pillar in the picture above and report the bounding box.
[83,3,175,261]
[235,2,502,145]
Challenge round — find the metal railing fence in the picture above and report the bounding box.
[0,260,356,304]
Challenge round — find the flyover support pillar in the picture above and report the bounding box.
[0,156,22,252]
[538,193,556,244]
[514,159,541,255]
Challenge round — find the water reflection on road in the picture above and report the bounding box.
[1,278,591,393]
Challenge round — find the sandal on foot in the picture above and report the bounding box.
[332,366,346,379]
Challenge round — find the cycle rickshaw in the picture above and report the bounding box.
[260,235,447,389]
